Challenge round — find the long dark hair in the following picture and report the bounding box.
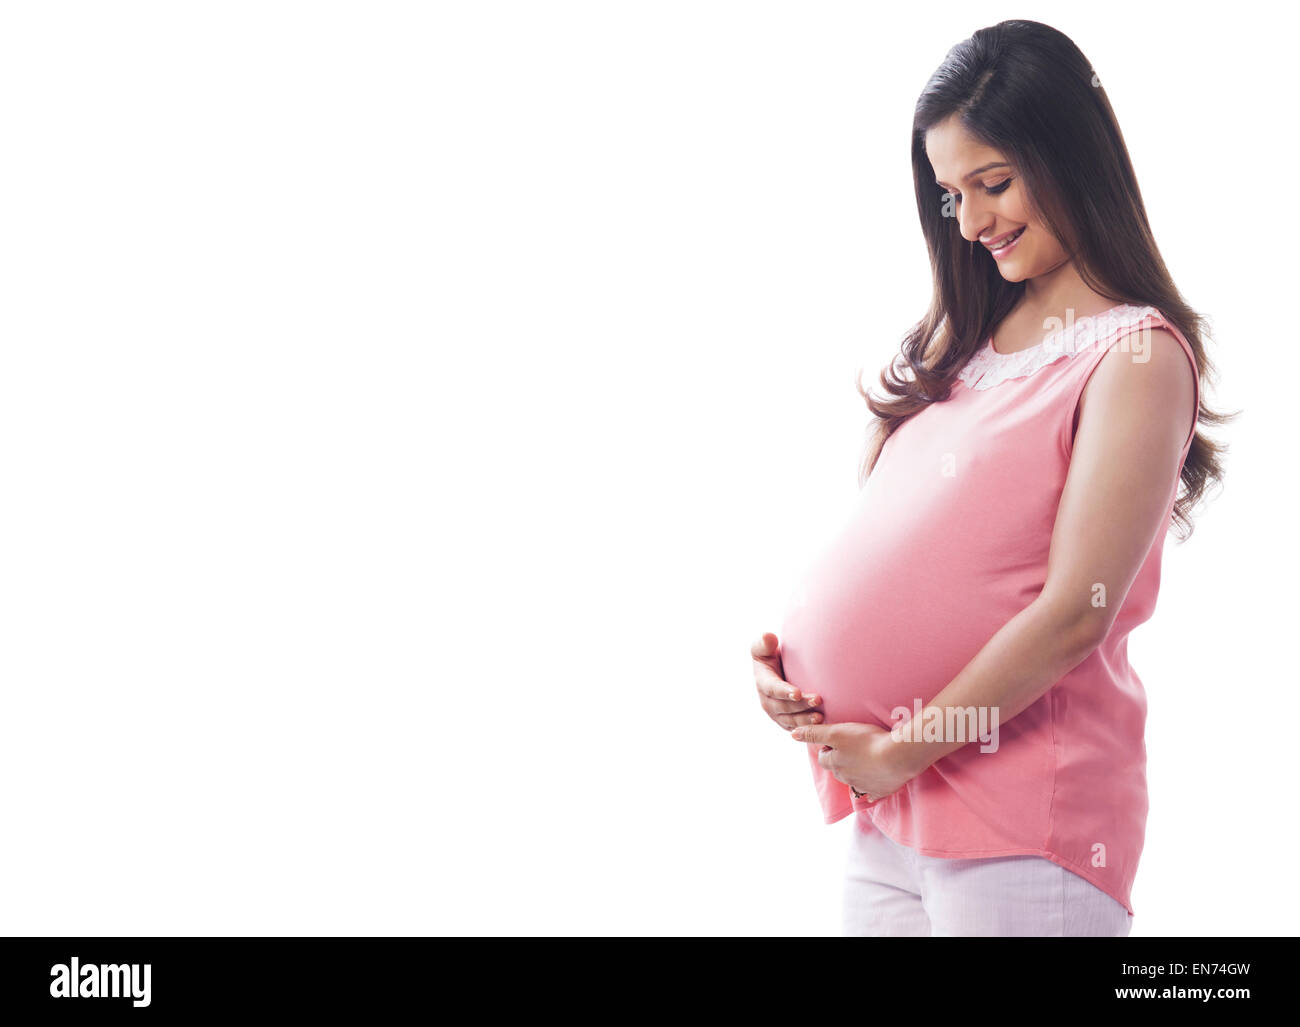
[858,19,1233,540]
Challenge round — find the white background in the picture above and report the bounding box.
[0,1,1291,936]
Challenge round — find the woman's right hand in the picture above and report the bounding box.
[752,631,823,731]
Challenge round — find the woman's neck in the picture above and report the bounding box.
[1018,263,1121,324]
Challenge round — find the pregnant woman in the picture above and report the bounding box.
[752,20,1231,937]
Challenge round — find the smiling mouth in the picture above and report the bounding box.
[985,227,1025,251]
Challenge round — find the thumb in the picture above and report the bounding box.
[751,632,780,662]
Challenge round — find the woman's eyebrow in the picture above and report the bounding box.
[934,162,1011,187]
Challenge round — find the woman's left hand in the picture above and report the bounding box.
[791,722,921,802]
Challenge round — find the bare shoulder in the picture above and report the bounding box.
[1079,327,1196,439]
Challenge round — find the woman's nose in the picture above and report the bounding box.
[957,201,992,244]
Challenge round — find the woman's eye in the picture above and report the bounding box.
[943,179,1012,203]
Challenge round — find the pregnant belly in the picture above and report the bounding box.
[777,401,1059,730]
[778,511,1013,732]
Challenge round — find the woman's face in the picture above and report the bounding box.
[924,114,1068,282]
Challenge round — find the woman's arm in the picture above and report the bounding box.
[797,329,1198,783]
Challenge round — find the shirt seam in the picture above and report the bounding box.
[1045,681,1059,853]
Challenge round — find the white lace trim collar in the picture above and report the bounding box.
[956,304,1159,391]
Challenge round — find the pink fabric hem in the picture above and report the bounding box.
[850,809,1135,917]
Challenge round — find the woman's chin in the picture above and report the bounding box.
[995,257,1033,282]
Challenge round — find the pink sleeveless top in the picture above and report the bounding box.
[778,304,1199,916]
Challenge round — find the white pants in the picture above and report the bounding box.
[843,816,1134,937]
